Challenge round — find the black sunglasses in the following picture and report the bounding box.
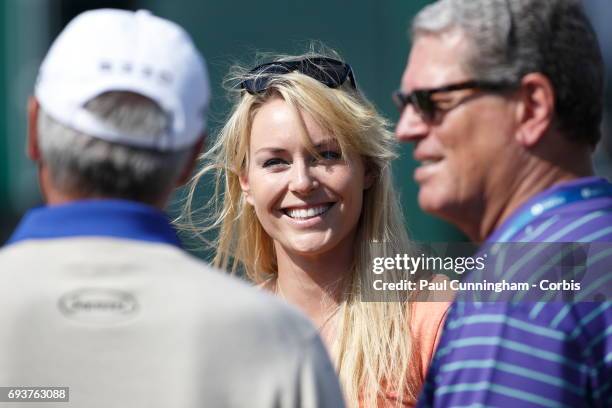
[392,80,516,121]
[240,57,357,95]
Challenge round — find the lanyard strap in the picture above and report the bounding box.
[496,180,612,242]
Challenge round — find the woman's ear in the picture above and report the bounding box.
[363,162,375,190]
[239,172,255,206]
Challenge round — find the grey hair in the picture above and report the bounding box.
[37,92,192,204]
[412,0,604,146]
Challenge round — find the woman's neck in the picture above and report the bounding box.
[272,235,355,338]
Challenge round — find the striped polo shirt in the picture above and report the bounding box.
[418,177,612,408]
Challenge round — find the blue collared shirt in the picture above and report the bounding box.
[7,199,181,247]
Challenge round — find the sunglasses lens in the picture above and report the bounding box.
[242,64,293,94]
[392,91,407,111]
[303,59,348,88]
[241,77,266,94]
[413,92,436,121]
[392,90,437,121]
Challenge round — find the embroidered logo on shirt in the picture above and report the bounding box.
[58,288,138,323]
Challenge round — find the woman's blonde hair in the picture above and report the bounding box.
[182,50,421,407]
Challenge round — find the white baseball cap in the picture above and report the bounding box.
[35,9,210,151]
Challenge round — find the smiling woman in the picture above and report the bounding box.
[241,97,369,258]
[181,49,449,408]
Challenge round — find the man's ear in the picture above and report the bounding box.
[238,170,254,206]
[176,133,205,186]
[27,96,41,161]
[515,73,555,147]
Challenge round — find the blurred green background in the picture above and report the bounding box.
[3,0,612,251]
[0,0,468,250]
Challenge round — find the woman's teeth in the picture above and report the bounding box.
[285,204,332,219]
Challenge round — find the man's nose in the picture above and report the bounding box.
[395,104,430,143]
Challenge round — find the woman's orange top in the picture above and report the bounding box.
[376,300,450,408]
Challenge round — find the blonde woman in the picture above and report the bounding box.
[183,52,449,407]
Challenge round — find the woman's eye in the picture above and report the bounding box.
[262,158,287,168]
[317,151,342,161]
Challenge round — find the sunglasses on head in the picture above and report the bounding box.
[392,80,516,121]
[240,57,357,95]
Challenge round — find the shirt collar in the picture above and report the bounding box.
[7,199,181,247]
[487,176,610,243]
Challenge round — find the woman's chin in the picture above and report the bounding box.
[281,237,333,258]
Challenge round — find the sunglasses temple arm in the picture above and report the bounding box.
[346,65,357,89]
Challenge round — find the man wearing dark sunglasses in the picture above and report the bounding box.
[395,0,612,407]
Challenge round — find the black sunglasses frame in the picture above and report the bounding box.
[240,57,357,95]
[393,80,517,121]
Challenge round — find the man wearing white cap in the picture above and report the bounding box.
[0,9,344,408]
